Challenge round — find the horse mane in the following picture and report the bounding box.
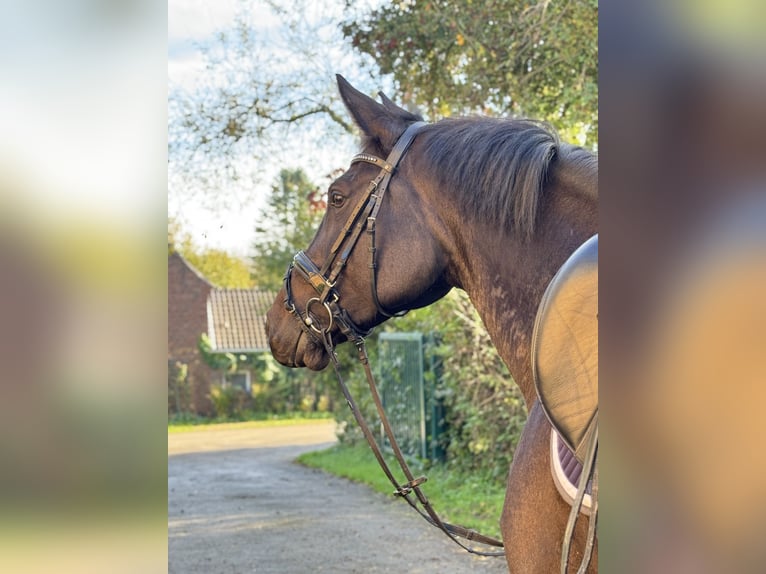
[420,117,562,238]
[556,144,598,199]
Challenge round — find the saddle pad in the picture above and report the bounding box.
[533,235,598,462]
[550,428,593,515]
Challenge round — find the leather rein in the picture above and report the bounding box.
[282,121,505,556]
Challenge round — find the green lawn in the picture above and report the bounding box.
[297,444,506,539]
[168,413,333,434]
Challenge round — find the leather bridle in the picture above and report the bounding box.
[281,121,506,556]
[283,121,427,341]
[279,119,599,572]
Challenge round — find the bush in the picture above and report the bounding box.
[168,411,208,425]
[331,291,528,485]
[208,383,252,419]
[168,360,191,415]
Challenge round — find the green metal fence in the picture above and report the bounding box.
[377,332,445,462]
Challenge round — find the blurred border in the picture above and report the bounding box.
[0,1,167,573]
[3,1,765,572]
[601,0,766,572]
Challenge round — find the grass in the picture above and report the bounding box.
[297,444,506,539]
[167,412,333,433]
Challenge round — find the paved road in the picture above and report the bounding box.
[168,421,508,573]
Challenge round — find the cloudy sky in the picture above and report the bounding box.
[168,0,277,255]
[168,0,278,89]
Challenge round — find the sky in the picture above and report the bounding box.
[167,0,376,257]
[168,0,279,256]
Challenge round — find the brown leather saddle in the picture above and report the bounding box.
[532,234,598,462]
[532,234,598,573]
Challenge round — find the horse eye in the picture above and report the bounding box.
[330,192,345,208]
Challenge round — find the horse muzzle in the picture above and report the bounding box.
[265,291,331,371]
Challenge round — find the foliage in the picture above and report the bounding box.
[428,291,526,483]
[251,168,327,290]
[182,248,255,288]
[208,383,253,418]
[198,331,340,417]
[249,356,325,414]
[198,333,238,372]
[327,291,527,485]
[170,0,597,219]
[168,411,209,427]
[168,0,366,213]
[169,221,255,288]
[167,360,191,415]
[394,292,527,483]
[298,444,506,537]
[342,0,598,146]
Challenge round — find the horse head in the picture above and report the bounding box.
[266,75,451,370]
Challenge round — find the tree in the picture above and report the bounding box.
[168,0,372,214]
[342,0,598,146]
[169,219,255,288]
[186,248,255,288]
[251,168,327,290]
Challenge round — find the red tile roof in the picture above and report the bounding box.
[207,289,277,352]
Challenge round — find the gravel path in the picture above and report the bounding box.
[168,421,508,573]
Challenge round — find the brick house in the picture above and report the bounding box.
[207,289,275,393]
[168,251,217,414]
[168,250,276,415]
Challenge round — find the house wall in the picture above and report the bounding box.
[168,251,216,415]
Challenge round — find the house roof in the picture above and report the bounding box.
[169,250,215,287]
[207,289,277,353]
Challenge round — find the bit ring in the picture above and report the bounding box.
[305,297,334,334]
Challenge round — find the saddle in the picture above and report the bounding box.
[532,235,598,462]
[532,234,598,574]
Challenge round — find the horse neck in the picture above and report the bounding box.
[443,158,597,407]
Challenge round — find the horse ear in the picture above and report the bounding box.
[336,74,408,150]
[378,91,404,113]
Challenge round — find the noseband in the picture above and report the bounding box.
[283,120,427,343]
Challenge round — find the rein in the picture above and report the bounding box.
[282,119,598,571]
[282,121,505,556]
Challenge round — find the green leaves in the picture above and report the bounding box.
[251,168,326,290]
[342,0,598,146]
[382,291,528,483]
[198,333,238,372]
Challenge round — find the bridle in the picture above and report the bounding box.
[283,121,427,342]
[281,120,506,556]
[280,119,598,571]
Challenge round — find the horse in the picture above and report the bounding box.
[265,74,598,573]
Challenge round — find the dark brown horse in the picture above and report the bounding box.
[265,75,597,573]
